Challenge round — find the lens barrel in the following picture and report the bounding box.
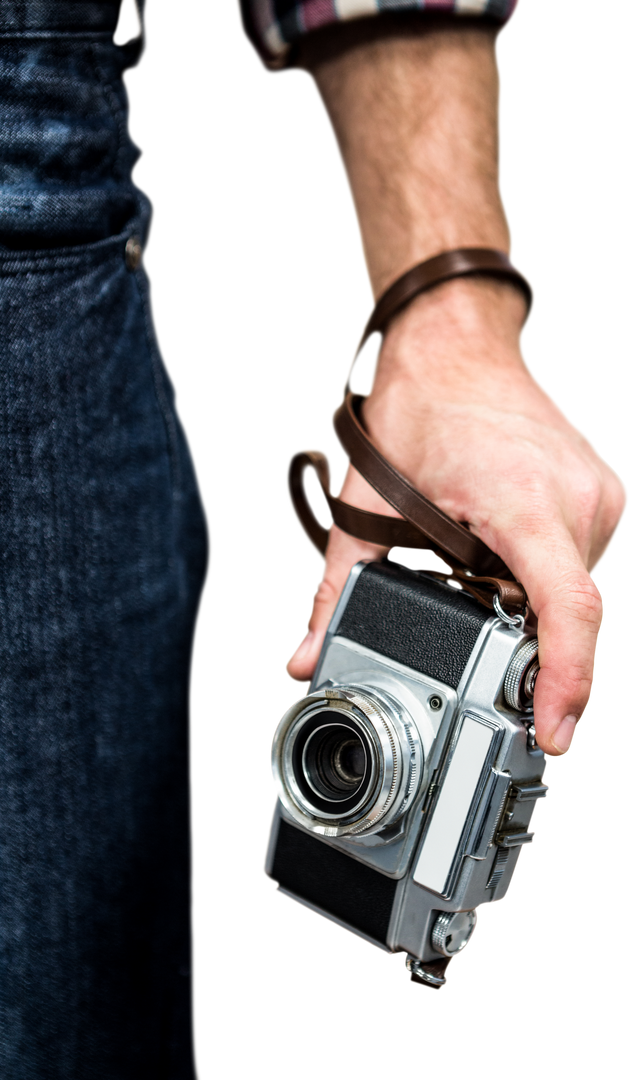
[272,685,423,838]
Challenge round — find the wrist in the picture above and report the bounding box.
[373,275,528,393]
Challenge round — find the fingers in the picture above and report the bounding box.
[496,458,617,756]
[285,464,399,682]
[287,524,386,681]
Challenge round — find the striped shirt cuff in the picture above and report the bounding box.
[234,0,525,74]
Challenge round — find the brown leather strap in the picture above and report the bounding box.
[334,393,511,579]
[285,442,443,561]
[289,248,530,615]
[283,447,529,617]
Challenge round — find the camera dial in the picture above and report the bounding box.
[431,910,477,956]
[503,638,539,712]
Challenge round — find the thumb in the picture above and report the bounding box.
[287,523,387,681]
[520,552,609,756]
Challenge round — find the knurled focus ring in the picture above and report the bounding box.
[504,638,539,711]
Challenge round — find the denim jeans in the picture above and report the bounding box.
[0,4,207,1077]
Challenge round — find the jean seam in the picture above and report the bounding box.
[134,261,181,496]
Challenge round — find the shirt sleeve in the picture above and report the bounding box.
[240,1,518,70]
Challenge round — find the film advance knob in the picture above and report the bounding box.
[503,638,539,712]
[431,910,477,957]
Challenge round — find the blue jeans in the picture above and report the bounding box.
[0,4,207,1076]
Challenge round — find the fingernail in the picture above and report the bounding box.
[551,715,578,754]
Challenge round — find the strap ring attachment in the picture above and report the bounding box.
[493,593,526,631]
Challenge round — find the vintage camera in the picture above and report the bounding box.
[267,559,547,987]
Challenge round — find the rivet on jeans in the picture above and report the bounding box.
[125,235,142,271]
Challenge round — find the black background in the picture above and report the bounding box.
[124,0,622,1062]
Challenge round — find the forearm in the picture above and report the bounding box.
[307,23,528,394]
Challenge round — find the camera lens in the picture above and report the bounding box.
[305,725,367,799]
[291,712,375,815]
[273,685,424,836]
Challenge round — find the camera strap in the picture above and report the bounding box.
[289,248,531,615]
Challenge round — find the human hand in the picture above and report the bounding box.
[288,280,625,756]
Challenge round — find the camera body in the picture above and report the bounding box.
[267,560,547,986]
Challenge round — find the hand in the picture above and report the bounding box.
[288,280,625,756]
